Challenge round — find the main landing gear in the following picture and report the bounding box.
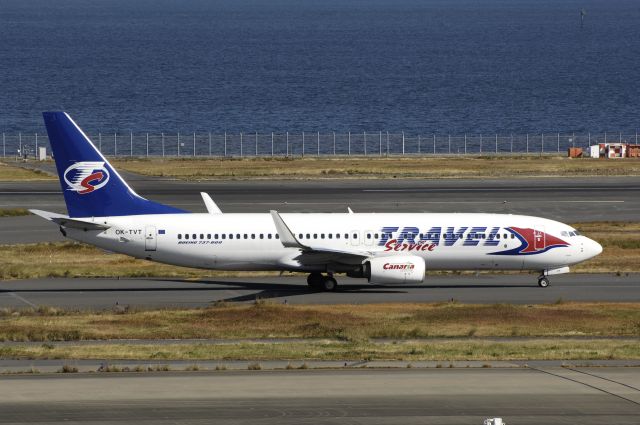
[537,275,550,288]
[307,272,338,292]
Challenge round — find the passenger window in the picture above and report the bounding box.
[214,234,218,239]
[222,234,226,239]
[306,233,310,239]
[511,234,514,239]
[313,234,317,239]
[367,233,371,239]
[496,234,500,239]
[321,233,325,239]
[328,234,333,239]
[243,234,248,239]
[236,234,240,239]
[345,233,349,239]
[353,233,357,239]
[268,234,272,239]
[229,234,233,239]
[336,233,340,239]
[276,234,280,239]
[251,234,255,239]
[185,234,189,240]
[207,234,211,239]
[259,234,263,239]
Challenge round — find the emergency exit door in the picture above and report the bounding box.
[145,226,157,251]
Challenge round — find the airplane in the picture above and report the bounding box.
[30,112,603,291]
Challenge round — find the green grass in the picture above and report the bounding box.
[1,339,638,361]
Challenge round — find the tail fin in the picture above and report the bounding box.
[43,112,186,218]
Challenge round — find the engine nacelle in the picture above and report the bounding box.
[365,256,426,285]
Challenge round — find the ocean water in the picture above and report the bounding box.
[0,0,639,135]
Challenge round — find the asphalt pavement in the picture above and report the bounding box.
[1,368,639,424]
[1,273,638,309]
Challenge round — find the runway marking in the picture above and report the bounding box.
[572,368,640,392]
[529,366,640,407]
[7,292,37,308]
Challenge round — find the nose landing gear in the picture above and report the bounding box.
[307,273,338,291]
[537,275,550,288]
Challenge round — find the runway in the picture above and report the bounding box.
[1,368,639,424]
[1,176,638,244]
[1,273,638,308]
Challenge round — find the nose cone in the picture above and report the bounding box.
[588,238,603,258]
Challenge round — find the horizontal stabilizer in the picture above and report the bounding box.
[29,209,110,231]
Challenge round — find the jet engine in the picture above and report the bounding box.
[364,256,426,285]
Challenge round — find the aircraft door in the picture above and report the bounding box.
[350,230,360,246]
[145,225,157,251]
[533,227,545,251]
[364,230,374,246]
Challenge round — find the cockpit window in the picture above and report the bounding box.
[561,231,569,237]
[574,230,581,236]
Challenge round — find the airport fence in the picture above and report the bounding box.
[2,131,639,159]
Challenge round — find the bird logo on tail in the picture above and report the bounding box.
[63,161,110,194]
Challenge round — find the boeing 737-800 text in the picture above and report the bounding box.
[31,112,602,291]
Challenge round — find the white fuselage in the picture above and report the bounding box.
[64,212,601,275]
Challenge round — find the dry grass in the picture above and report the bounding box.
[1,339,638,361]
[0,161,54,180]
[1,302,638,342]
[572,221,640,273]
[112,156,640,180]
[0,208,30,217]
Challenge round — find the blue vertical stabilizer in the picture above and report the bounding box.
[43,112,187,218]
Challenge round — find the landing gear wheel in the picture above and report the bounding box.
[321,276,338,292]
[538,276,550,288]
[307,273,323,288]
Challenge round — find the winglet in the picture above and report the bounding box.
[347,207,354,214]
[201,192,223,214]
[270,210,307,249]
